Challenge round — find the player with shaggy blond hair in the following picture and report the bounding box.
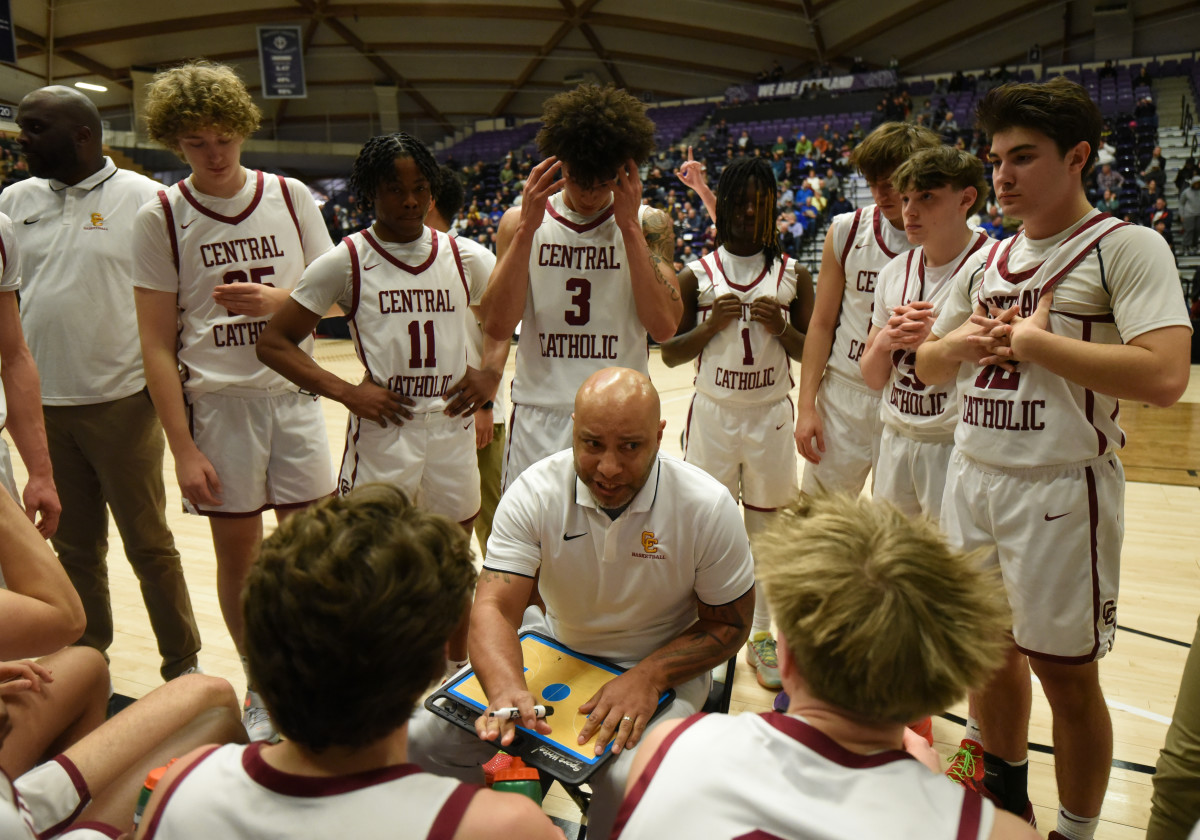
[134,59,335,742]
[614,494,1034,840]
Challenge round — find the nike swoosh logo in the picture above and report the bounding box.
[854,243,868,249]
[364,263,380,271]
[775,422,786,430]
[563,532,588,541]
[181,220,194,229]
[1044,512,1071,522]
[23,218,39,225]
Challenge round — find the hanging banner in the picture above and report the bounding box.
[0,0,16,66]
[257,25,306,99]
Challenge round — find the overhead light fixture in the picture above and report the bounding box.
[75,82,107,92]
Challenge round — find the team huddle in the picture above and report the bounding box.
[0,57,1193,840]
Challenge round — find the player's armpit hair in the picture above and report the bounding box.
[351,133,441,216]
[536,84,656,188]
[756,494,1011,724]
[143,60,261,153]
[242,484,476,752]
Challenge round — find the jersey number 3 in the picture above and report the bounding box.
[565,277,591,326]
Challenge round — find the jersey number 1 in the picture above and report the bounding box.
[407,320,436,368]
[740,328,754,366]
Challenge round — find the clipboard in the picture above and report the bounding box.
[424,630,676,784]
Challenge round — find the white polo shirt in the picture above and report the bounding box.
[0,213,23,429]
[485,449,755,665]
[0,158,160,405]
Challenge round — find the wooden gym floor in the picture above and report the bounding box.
[9,342,1199,839]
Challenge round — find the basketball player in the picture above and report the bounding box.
[258,133,505,668]
[794,123,941,495]
[133,61,335,742]
[660,157,814,691]
[133,485,563,840]
[3,85,199,682]
[915,77,1192,840]
[612,494,1037,840]
[0,212,59,536]
[425,166,508,558]
[480,85,682,490]
[860,145,992,519]
[409,368,754,840]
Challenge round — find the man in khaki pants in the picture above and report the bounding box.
[1,85,200,680]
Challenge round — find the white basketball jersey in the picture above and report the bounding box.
[873,231,992,439]
[613,712,994,840]
[142,743,478,839]
[689,247,797,406]
[341,228,481,414]
[826,205,914,391]
[154,171,317,394]
[510,193,650,410]
[955,211,1184,468]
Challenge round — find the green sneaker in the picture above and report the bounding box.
[745,631,782,690]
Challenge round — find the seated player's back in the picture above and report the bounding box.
[614,712,999,840]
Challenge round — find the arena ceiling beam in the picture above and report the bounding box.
[795,0,826,65]
[897,0,1046,68]
[826,0,953,60]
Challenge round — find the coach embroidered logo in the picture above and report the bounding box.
[563,532,588,541]
[1044,512,1071,522]
[641,531,659,553]
[83,212,108,231]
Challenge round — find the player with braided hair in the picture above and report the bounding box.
[259,133,508,671]
[134,59,336,742]
[661,156,814,691]
[480,84,682,490]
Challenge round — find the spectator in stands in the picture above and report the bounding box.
[793,133,813,157]
[771,150,787,180]
[1154,219,1175,252]
[771,136,787,155]
[1135,65,1153,88]
[1095,139,1117,167]
[777,182,795,210]
[1140,180,1162,217]
[1095,163,1124,195]
[737,130,750,150]
[939,112,959,140]
[1149,197,1172,232]
[827,191,853,217]
[1135,96,1157,126]
[823,167,841,198]
[1097,189,1121,215]
[1176,158,1198,196]
[1140,146,1166,187]
[1180,177,1200,255]
[949,70,965,92]
[1098,59,1117,81]
[981,214,1006,240]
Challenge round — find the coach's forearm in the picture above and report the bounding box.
[630,588,754,691]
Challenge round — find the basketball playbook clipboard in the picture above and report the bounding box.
[424,631,676,784]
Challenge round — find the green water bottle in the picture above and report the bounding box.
[492,756,542,804]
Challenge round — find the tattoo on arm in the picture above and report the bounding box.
[479,568,513,585]
[642,209,681,302]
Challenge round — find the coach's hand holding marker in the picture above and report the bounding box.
[489,705,554,720]
[477,691,554,747]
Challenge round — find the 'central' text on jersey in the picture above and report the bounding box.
[538,244,622,271]
[200,235,286,267]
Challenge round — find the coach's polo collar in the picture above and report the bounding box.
[574,452,663,515]
[48,156,118,192]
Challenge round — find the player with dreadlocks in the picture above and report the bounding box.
[661,156,814,692]
[259,132,506,675]
[134,59,337,742]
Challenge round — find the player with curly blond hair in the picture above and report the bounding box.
[133,60,336,743]
[480,84,683,490]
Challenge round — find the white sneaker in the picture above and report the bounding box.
[745,631,783,690]
[242,690,279,743]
